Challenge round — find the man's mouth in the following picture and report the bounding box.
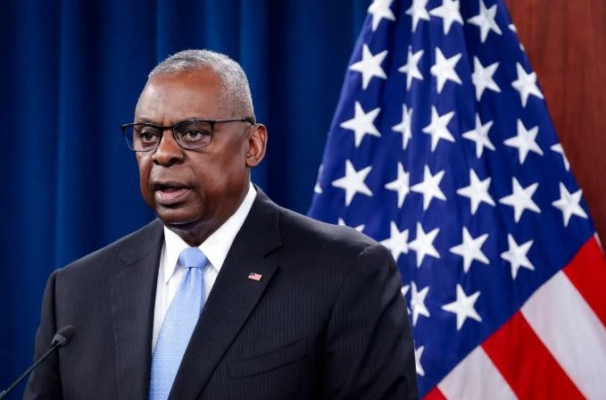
[152,182,192,205]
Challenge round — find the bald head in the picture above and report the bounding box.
[147,49,254,118]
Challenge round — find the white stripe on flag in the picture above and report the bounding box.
[522,271,606,399]
[438,346,517,400]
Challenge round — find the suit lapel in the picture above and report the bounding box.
[169,190,283,400]
[110,220,164,400]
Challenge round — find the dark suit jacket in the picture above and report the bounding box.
[25,190,418,399]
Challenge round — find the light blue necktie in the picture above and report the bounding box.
[149,247,208,400]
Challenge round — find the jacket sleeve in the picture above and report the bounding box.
[23,269,63,400]
[321,243,419,400]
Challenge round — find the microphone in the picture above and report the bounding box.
[0,325,76,400]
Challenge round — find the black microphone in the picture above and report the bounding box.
[0,325,76,400]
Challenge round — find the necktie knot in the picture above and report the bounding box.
[178,247,207,270]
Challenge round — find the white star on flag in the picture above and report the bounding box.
[422,107,456,151]
[392,105,413,150]
[499,177,541,223]
[337,218,365,233]
[398,47,424,90]
[411,166,446,210]
[551,143,570,171]
[401,284,411,315]
[380,221,409,262]
[408,223,441,267]
[314,165,323,194]
[441,284,482,330]
[340,102,381,147]
[415,345,425,376]
[410,281,431,325]
[509,23,525,51]
[430,48,462,93]
[552,183,588,227]
[456,169,495,214]
[462,114,495,158]
[450,227,490,273]
[467,0,502,43]
[384,162,410,207]
[471,57,500,101]
[429,0,463,35]
[406,0,430,32]
[511,62,544,107]
[500,234,535,279]
[331,160,373,206]
[503,119,544,164]
[367,0,396,31]
[349,44,388,90]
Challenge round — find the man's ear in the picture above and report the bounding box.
[245,124,267,168]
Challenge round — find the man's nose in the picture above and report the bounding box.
[152,131,184,166]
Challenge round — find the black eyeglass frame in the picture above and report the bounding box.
[120,117,256,152]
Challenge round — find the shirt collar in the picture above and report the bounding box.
[162,182,257,284]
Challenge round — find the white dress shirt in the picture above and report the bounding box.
[152,183,257,350]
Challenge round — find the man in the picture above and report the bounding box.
[25,50,418,399]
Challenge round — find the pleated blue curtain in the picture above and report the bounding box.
[0,0,368,392]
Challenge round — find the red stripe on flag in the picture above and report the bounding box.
[562,236,606,327]
[423,387,447,400]
[483,311,584,399]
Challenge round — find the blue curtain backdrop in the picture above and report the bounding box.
[0,0,368,393]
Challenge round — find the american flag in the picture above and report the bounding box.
[308,0,606,398]
[248,272,263,281]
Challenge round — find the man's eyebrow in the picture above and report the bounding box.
[135,118,159,124]
[135,117,210,124]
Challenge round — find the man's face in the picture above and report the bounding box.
[134,69,265,244]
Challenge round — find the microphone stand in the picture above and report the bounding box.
[0,325,75,400]
[0,342,61,399]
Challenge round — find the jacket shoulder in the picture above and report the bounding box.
[59,219,163,276]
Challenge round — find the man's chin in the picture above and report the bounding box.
[157,211,214,246]
[155,208,202,228]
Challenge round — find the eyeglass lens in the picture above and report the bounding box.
[126,121,213,151]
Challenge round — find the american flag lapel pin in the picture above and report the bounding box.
[248,272,263,282]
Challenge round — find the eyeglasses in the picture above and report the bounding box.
[120,117,255,152]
